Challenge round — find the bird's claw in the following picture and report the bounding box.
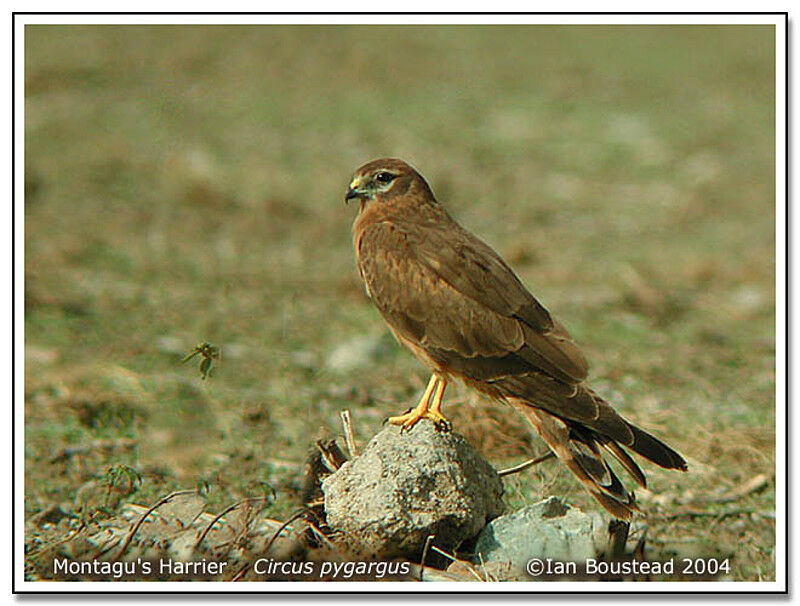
[415,413,452,433]
[384,406,414,426]
[427,411,452,433]
[388,410,452,433]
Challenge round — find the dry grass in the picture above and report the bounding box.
[24,24,776,582]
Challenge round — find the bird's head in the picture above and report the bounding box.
[345,158,434,210]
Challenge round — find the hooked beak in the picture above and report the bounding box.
[344,187,361,203]
[345,177,365,204]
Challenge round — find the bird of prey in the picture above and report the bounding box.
[345,158,687,520]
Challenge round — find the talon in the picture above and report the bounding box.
[388,375,439,433]
[387,375,451,434]
[388,409,427,433]
[426,411,452,432]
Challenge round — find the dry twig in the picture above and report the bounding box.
[113,489,199,561]
[657,507,773,521]
[340,409,358,458]
[264,508,308,555]
[707,474,770,504]
[418,534,435,581]
[497,451,555,477]
[429,545,485,582]
[193,496,271,552]
[316,439,348,472]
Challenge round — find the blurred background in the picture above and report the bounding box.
[25,25,776,580]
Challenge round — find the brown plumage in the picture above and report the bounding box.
[345,158,687,520]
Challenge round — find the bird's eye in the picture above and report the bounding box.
[375,172,395,184]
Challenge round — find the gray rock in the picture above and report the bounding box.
[474,497,606,572]
[322,420,504,561]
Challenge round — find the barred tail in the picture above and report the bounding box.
[509,402,687,521]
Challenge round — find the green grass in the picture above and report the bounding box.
[25,24,776,582]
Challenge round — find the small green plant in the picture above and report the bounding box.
[103,464,143,508]
[182,342,220,380]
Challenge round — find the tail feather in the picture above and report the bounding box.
[601,439,647,488]
[494,378,688,475]
[581,388,687,472]
[511,401,639,520]
[509,395,686,520]
[626,422,689,471]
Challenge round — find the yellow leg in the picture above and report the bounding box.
[426,377,450,430]
[388,375,437,431]
[388,375,451,432]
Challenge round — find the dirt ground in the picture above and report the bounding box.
[24,24,777,582]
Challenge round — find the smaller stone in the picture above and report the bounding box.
[474,497,606,573]
[32,504,71,527]
[325,335,392,373]
[155,336,185,356]
[221,343,249,359]
[25,346,59,365]
[290,350,316,372]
